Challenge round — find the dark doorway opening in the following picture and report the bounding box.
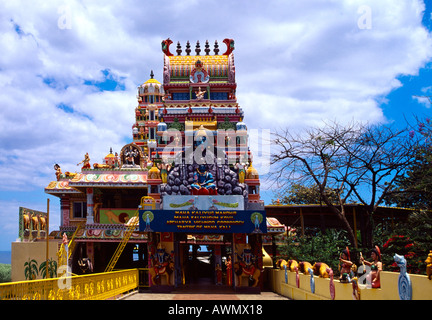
[178,242,233,291]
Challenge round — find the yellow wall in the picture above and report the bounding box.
[266,268,432,300]
[11,241,61,282]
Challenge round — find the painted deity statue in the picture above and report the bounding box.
[150,243,174,285]
[360,246,382,288]
[190,164,217,195]
[124,146,139,166]
[338,247,355,282]
[225,256,232,286]
[195,87,205,100]
[235,162,247,184]
[237,244,256,276]
[54,164,62,180]
[235,243,261,287]
[77,153,91,169]
[157,161,171,184]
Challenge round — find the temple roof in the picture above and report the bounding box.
[45,180,81,194]
[68,171,148,188]
[162,38,235,84]
[266,217,286,234]
[45,170,149,196]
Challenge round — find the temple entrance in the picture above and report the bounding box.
[184,244,214,285]
[177,239,233,290]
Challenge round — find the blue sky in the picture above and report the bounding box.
[1,0,432,251]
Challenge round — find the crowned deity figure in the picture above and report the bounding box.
[150,243,174,285]
[190,164,217,195]
[236,243,257,282]
[77,153,91,169]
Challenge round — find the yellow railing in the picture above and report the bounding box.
[0,269,139,300]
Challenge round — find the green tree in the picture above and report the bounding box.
[277,228,351,272]
[384,118,432,209]
[380,210,432,275]
[272,183,340,205]
[271,120,420,248]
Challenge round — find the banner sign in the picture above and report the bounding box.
[139,209,267,234]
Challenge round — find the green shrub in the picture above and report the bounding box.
[0,264,11,283]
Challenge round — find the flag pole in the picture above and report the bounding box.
[46,198,50,279]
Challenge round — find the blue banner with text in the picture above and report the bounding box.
[139,209,267,234]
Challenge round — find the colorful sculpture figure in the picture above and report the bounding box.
[77,152,91,169]
[235,243,260,287]
[308,267,315,294]
[394,253,412,300]
[157,161,171,184]
[313,262,331,278]
[222,38,235,55]
[327,268,336,300]
[54,164,62,180]
[216,263,222,285]
[161,38,174,56]
[190,164,217,195]
[225,256,233,286]
[426,250,432,280]
[195,87,206,100]
[149,243,174,286]
[338,247,356,282]
[360,245,382,288]
[276,259,288,269]
[235,162,246,184]
[288,259,299,272]
[190,60,209,83]
[124,146,139,167]
[351,277,360,300]
[298,261,313,275]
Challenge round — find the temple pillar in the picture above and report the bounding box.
[60,195,70,227]
[86,188,94,224]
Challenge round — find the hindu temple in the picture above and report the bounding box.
[40,38,285,292]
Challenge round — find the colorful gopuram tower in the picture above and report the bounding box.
[43,38,268,292]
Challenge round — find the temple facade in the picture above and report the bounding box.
[43,38,283,291]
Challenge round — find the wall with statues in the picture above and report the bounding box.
[266,267,432,300]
